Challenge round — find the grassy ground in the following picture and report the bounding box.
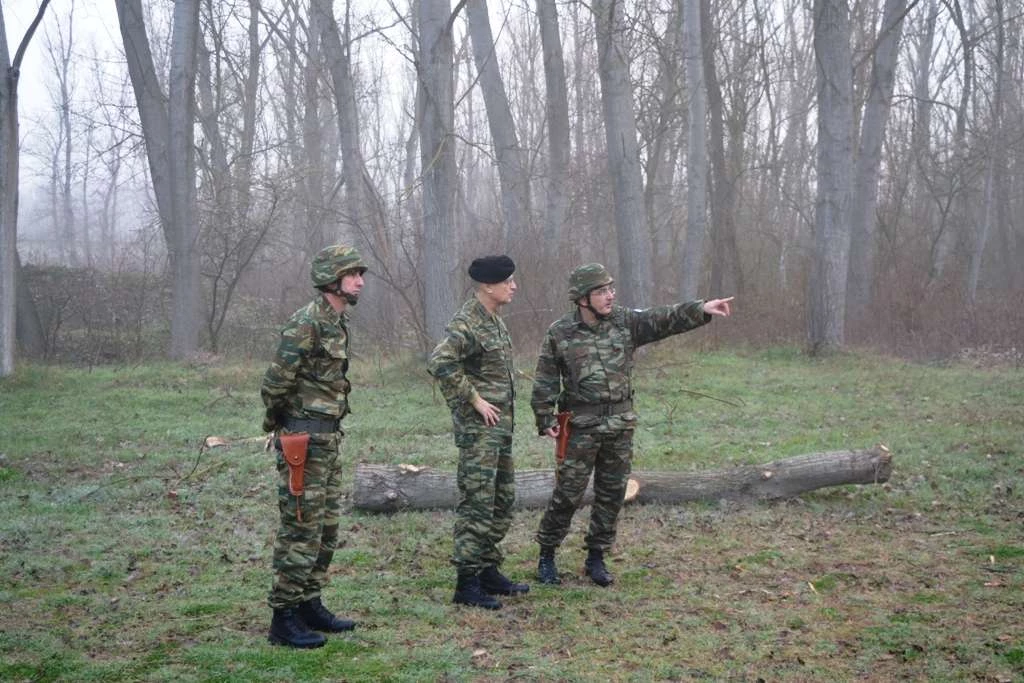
[0,346,1021,682]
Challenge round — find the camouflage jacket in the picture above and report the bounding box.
[261,295,352,430]
[531,301,710,433]
[427,297,515,429]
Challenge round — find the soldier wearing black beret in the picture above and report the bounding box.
[427,255,530,609]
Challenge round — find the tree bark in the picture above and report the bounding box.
[352,446,893,513]
[680,0,708,301]
[114,0,173,244]
[966,0,1003,308]
[593,0,653,308]
[536,0,570,247]
[465,0,530,247]
[701,0,740,300]
[0,0,51,377]
[808,0,854,354]
[845,0,908,330]
[0,15,17,377]
[417,0,459,343]
[166,0,202,359]
[115,0,202,359]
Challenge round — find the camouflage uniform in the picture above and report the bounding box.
[532,300,710,551]
[262,280,355,611]
[427,297,516,572]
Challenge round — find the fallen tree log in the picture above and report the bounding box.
[352,445,892,513]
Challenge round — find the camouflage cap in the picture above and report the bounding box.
[568,263,614,300]
[310,245,367,287]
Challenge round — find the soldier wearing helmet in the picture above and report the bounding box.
[567,263,615,318]
[309,245,368,305]
[531,263,734,587]
[427,255,530,610]
[260,245,367,648]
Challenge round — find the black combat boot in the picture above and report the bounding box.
[537,546,561,585]
[584,548,614,587]
[268,607,327,648]
[479,565,530,595]
[453,570,502,609]
[297,596,357,632]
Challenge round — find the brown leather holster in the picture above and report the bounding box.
[277,432,310,499]
[555,411,572,463]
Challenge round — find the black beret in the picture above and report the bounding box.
[468,255,516,284]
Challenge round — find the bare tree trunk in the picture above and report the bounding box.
[593,0,653,308]
[465,0,530,247]
[808,0,853,354]
[115,0,173,241]
[680,0,708,300]
[943,0,974,295]
[845,0,908,332]
[536,0,570,247]
[0,0,51,377]
[167,0,201,359]
[314,0,365,245]
[0,16,14,371]
[239,0,259,222]
[775,4,816,294]
[352,446,893,512]
[60,28,76,267]
[966,0,1003,307]
[301,14,330,252]
[908,1,942,283]
[701,0,738,299]
[417,0,459,343]
[115,0,202,359]
[314,0,396,345]
[79,122,94,268]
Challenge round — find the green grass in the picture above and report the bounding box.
[0,348,1021,681]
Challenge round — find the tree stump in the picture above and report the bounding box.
[351,445,892,513]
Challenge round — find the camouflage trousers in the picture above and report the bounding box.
[268,431,343,609]
[452,413,516,572]
[536,428,633,551]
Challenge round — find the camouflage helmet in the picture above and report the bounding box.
[568,263,614,300]
[310,245,367,287]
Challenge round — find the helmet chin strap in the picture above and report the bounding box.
[326,281,358,306]
[580,292,609,320]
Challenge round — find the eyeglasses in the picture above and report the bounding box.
[591,285,615,297]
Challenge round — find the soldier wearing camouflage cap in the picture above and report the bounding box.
[427,255,530,609]
[260,244,367,648]
[531,263,734,587]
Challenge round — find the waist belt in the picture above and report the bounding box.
[566,399,633,417]
[281,415,340,434]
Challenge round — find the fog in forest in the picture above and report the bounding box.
[2,0,1021,372]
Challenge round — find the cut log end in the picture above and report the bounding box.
[624,478,640,503]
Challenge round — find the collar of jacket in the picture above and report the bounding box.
[317,294,348,323]
[573,304,616,329]
[469,296,500,321]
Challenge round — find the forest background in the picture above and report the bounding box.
[0,0,1021,371]
[1,2,1022,680]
